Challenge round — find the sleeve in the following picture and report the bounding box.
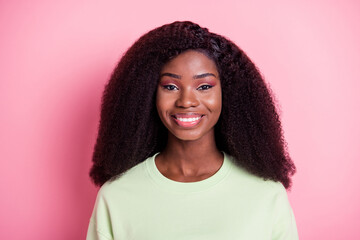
[271,185,299,240]
[86,188,114,240]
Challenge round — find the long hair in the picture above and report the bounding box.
[90,21,296,189]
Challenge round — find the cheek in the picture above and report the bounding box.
[155,92,164,115]
[216,88,222,112]
[156,89,172,118]
[205,90,222,113]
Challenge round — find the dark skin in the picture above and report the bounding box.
[155,50,223,182]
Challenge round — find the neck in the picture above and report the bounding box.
[158,130,223,177]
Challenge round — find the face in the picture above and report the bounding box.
[156,50,222,142]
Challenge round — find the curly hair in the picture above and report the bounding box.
[90,21,296,189]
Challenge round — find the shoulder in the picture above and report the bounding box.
[226,154,287,197]
[87,159,149,240]
[98,159,149,199]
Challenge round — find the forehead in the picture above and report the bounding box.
[161,50,219,75]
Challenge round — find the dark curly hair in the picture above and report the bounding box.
[90,21,296,189]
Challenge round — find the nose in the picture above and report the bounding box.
[175,88,199,108]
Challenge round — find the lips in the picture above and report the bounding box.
[171,113,204,128]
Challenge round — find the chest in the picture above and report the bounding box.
[108,190,275,240]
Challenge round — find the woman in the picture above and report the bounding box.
[87,21,298,240]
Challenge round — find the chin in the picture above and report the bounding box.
[169,129,213,142]
[174,135,201,142]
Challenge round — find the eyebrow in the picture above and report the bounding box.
[193,73,216,79]
[160,73,181,79]
[160,72,216,79]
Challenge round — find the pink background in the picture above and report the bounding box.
[1,0,359,239]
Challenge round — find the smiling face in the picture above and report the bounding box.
[156,50,222,142]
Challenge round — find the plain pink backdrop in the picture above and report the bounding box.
[1,0,359,239]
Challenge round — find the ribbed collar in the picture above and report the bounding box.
[145,152,233,193]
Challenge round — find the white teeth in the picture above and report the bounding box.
[177,117,201,122]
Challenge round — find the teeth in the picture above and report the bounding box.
[177,117,201,122]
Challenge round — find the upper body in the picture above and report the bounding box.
[88,21,298,240]
[87,152,298,240]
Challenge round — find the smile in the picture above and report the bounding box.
[177,116,201,122]
[171,114,204,127]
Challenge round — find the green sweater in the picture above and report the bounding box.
[87,152,298,240]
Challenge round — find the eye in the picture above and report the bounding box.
[197,85,213,90]
[162,85,179,91]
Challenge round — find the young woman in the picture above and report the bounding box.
[87,21,298,240]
